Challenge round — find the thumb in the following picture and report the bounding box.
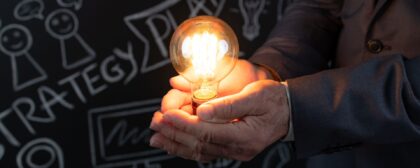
[169,76,190,92]
[196,88,255,123]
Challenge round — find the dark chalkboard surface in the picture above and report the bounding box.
[0,0,295,167]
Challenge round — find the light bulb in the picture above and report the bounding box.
[170,16,239,113]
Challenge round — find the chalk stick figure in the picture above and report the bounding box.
[45,8,95,70]
[0,24,47,91]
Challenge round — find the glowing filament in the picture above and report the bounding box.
[182,31,228,78]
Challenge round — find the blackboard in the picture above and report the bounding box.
[0,0,295,167]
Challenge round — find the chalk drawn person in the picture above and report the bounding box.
[0,24,47,91]
[45,8,95,70]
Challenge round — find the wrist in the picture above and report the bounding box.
[257,66,272,80]
[253,63,282,81]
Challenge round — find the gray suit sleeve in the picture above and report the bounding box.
[250,0,420,159]
[288,55,420,158]
[250,0,342,80]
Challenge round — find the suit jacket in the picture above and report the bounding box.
[249,0,420,167]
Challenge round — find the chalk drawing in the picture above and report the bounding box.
[38,85,74,123]
[239,0,267,41]
[144,161,162,168]
[57,0,83,10]
[82,63,108,96]
[112,42,137,84]
[125,0,228,74]
[104,120,152,147]
[0,109,21,146]
[14,0,45,21]
[186,0,226,17]
[197,158,241,168]
[144,12,177,59]
[12,97,36,134]
[0,97,55,148]
[88,99,175,168]
[0,24,47,91]
[0,144,4,160]
[45,8,95,70]
[16,138,64,168]
[124,0,179,74]
[262,143,292,168]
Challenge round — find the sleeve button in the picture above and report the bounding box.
[367,39,384,53]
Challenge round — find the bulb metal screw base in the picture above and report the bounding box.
[191,90,217,115]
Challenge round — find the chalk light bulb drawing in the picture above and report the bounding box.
[170,16,239,112]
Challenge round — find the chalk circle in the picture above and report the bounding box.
[25,145,56,168]
[45,8,79,40]
[17,138,64,168]
[0,24,33,56]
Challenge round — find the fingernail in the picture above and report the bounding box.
[150,137,163,148]
[162,113,177,124]
[161,119,173,126]
[149,122,160,131]
[162,114,171,122]
[197,104,213,120]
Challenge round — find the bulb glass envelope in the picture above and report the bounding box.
[170,16,239,91]
[170,16,239,103]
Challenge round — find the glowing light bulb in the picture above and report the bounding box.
[170,16,239,112]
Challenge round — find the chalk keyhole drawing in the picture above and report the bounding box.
[0,24,47,91]
[239,0,266,41]
[45,8,95,70]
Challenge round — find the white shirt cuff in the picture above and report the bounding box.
[281,81,295,142]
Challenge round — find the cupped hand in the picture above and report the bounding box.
[149,80,290,161]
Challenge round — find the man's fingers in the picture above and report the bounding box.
[162,109,246,145]
[197,80,278,123]
[154,110,260,161]
[161,89,191,112]
[155,118,232,157]
[150,133,217,162]
[181,105,194,115]
[150,111,166,132]
[157,120,197,148]
[196,90,254,123]
[170,76,190,92]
